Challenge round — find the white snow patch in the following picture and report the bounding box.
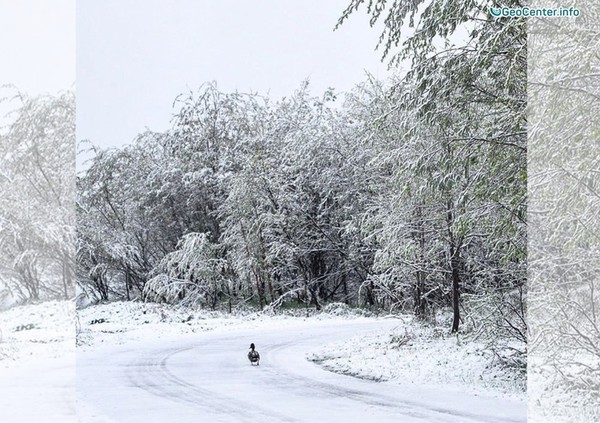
[0,301,76,422]
[0,300,74,365]
[528,355,600,422]
[308,315,526,401]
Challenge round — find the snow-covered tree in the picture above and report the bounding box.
[528,2,600,418]
[0,90,75,303]
[335,0,526,338]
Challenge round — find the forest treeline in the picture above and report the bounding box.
[76,1,526,342]
[77,75,525,338]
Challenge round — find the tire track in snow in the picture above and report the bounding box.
[126,345,300,423]
[101,319,525,423]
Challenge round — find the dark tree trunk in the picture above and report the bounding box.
[309,252,327,304]
[228,286,232,314]
[414,270,426,317]
[413,205,427,317]
[365,280,376,307]
[309,285,322,310]
[445,196,462,333]
[267,276,275,305]
[125,270,131,301]
[342,273,349,305]
[450,245,461,333]
[255,273,265,309]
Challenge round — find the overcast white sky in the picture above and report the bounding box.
[77,0,391,150]
[0,0,75,108]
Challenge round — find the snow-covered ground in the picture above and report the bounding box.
[0,300,74,363]
[0,301,526,421]
[76,301,526,422]
[308,316,526,400]
[0,301,76,422]
[528,355,600,422]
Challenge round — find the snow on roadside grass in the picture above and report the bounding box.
[529,355,600,422]
[307,315,526,400]
[77,301,241,348]
[0,300,74,365]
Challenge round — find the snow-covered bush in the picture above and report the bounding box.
[144,233,229,309]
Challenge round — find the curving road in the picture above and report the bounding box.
[77,319,526,422]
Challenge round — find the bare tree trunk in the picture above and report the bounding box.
[413,205,427,317]
[125,270,131,301]
[365,280,376,307]
[267,276,275,305]
[342,273,349,305]
[62,256,71,299]
[450,245,461,333]
[254,272,265,309]
[446,200,462,333]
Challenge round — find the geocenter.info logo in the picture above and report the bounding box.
[489,6,580,17]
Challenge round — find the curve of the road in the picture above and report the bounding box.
[77,318,526,423]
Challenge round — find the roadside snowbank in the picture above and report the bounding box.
[0,301,76,422]
[308,315,526,401]
[76,301,374,349]
[529,355,600,422]
[0,300,74,365]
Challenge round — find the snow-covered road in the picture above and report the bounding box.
[0,355,76,422]
[77,318,526,422]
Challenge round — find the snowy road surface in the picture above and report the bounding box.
[77,319,526,422]
[0,355,76,422]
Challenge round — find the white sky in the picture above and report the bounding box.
[77,0,391,150]
[0,0,75,113]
